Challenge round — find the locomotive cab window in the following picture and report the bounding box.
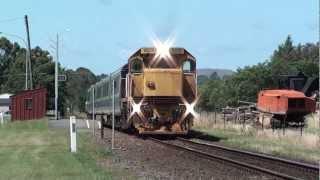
[131,59,143,73]
[182,59,195,73]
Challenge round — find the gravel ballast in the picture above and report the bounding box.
[93,128,277,180]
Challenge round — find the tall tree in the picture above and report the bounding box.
[198,36,319,111]
[65,67,97,113]
[210,72,220,80]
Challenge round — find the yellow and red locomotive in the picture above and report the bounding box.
[86,46,197,134]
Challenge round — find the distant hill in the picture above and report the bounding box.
[197,68,234,78]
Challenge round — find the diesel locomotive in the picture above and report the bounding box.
[85,47,197,134]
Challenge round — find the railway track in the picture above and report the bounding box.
[149,137,319,180]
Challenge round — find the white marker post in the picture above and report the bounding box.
[86,119,90,129]
[92,88,95,136]
[0,112,3,125]
[70,116,77,153]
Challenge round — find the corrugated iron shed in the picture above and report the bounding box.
[10,88,47,121]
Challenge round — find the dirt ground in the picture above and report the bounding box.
[93,128,276,180]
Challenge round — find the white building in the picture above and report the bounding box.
[0,93,12,113]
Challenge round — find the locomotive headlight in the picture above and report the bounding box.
[152,37,174,59]
[129,99,145,118]
[132,102,141,114]
[131,101,142,115]
[182,98,199,119]
[155,42,170,58]
[150,36,177,67]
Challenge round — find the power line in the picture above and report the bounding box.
[0,74,27,78]
[0,17,23,23]
[0,73,49,78]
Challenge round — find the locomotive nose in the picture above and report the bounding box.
[143,68,183,97]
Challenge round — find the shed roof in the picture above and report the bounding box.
[10,88,46,98]
[0,93,13,99]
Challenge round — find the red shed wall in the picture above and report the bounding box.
[11,88,47,121]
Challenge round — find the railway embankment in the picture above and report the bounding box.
[194,112,320,163]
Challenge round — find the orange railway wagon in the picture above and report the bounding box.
[257,89,316,125]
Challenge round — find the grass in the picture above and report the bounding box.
[194,111,320,163]
[304,113,320,136]
[0,119,113,180]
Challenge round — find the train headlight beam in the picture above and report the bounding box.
[182,97,199,119]
[150,37,177,67]
[129,99,144,118]
[154,40,171,58]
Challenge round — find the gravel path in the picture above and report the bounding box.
[48,119,97,129]
[94,128,278,180]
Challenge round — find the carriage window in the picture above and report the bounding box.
[131,59,143,73]
[114,79,119,94]
[97,86,101,98]
[183,60,194,72]
[87,91,91,101]
[105,82,109,96]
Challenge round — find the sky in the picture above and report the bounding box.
[0,0,318,74]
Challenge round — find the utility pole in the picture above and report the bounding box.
[112,80,115,149]
[51,29,69,120]
[24,15,33,89]
[24,44,28,90]
[55,34,59,120]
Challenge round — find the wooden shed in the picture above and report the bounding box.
[10,88,47,121]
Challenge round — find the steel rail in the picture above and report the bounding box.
[149,137,304,180]
[176,137,319,180]
[177,137,319,171]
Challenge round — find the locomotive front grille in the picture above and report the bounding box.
[143,68,182,97]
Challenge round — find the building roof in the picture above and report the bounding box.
[0,93,13,99]
[10,88,46,98]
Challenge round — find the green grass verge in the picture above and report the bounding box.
[197,128,319,161]
[0,119,113,180]
[195,112,320,162]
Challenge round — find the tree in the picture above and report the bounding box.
[199,79,227,111]
[197,75,209,85]
[0,37,68,114]
[209,72,220,80]
[272,35,295,61]
[197,36,319,111]
[65,67,97,113]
